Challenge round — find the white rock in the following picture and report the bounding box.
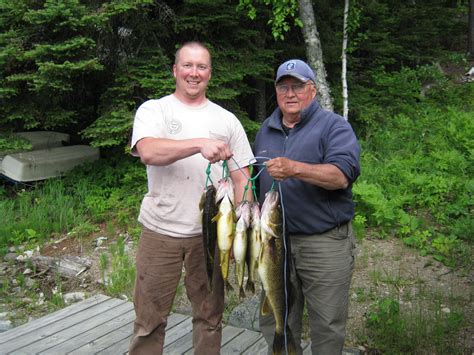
[0,320,13,333]
[96,237,108,247]
[441,307,451,314]
[64,292,86,304]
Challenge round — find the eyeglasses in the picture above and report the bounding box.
[275,82,310,94]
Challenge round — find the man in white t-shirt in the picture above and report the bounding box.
[128,41,254,354]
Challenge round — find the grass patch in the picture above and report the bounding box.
[98,236,136,300]
[362,297,467,353]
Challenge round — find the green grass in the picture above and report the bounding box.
[98,236,136,300]
[0,180,88,251]
[362,296,467,354]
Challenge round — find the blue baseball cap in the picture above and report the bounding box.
[275,59,316,84]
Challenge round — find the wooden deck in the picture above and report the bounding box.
[0,294,299,354]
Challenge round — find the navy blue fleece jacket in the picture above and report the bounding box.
[254,99,361,234]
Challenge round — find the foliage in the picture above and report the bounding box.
[0,180,88,249]
[175,0,277,121]
[237,0,302,40]
[99,236,136,299]
[0,134,32,154]
[353,66,473,267]
[0,0,277,147]
[364,297,466,353]
[0,152,146,252]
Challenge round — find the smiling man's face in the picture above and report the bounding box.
[173,45,212,105]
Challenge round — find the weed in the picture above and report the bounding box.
[370,268,412,292]
[99,237,136,299]
[363,297,467,353]
[99,253,109,285]
[106,221,116,238]
[70,221,100,239]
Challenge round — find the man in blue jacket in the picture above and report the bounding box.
[254,59,361,355]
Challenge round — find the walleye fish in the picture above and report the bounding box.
[233,200,251,298]
[246,201,261,294]
[199,184,218,291]
[214,177,235,290]
[258,190,296,355]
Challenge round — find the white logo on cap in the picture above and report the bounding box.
[286,62,295,71]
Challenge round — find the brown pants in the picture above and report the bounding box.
[129,227,224,355]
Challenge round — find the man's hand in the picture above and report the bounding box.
[266,157,349,190]
[200,139,233,164]
[265,157,295,181]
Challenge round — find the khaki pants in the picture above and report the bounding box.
[259,222,356,355]
[129,227,224,355]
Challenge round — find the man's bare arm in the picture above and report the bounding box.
[230,167,253,204]
[265,157,349,190]
[135,137,233,166]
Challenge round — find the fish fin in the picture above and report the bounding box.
[211,212,221,222]
[198,193,205,211]
[260,296,271,315]
[272,328,297,355]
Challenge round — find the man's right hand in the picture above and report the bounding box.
[200,139,233,164]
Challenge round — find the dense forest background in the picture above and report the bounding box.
[1,1,473,352]
[0,0,470,144]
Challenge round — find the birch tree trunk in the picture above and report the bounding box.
[342,0,349,120]
[297,0,334,111]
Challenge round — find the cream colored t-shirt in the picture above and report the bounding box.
[131,94,254,238]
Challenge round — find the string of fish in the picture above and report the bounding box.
[203,157,293,354]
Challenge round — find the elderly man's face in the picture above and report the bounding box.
[275,76,316,119]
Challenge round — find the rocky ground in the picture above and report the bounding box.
[1,233,472,353]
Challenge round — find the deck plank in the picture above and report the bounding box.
[162,316,193,349]
[2,297,126,353]
[171,323,246,355]
[163,329,194,354]
[70,321,133,355]
[0,294,110,344]
[240,336,269,355]
[92,313,190,355]
[18,300,132,354]
[220,325,246,347]
[221,328,263,354]
[40,307,135,354]
[0,296,349,355]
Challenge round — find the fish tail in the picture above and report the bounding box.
[272,328,297,355]
[219,251,230,282]
[239,286,246,299]
[245,280,255,294]
[225,280,234,292]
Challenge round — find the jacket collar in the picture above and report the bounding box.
[268,99,321,131]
